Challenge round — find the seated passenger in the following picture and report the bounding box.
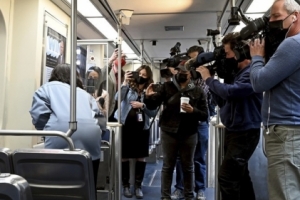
[114,65,157,199]
[29,64,102,188]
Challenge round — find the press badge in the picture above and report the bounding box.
[136,111,143,122]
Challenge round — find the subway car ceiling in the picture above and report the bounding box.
[51,0,273,64]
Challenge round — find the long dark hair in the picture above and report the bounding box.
[129,65,154,91]
[49,64,84,89]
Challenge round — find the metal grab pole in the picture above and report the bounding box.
[0,130,75,150]
[107,123,122,200]
[67,0,78,137]
[117,23,122,124]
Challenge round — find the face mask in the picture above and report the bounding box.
[176,73,188,83]
[268,13,294,41]
[137,76,148,84]
[225,57,239,73]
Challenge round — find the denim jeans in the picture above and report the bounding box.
[175,121,209,192]
[265,125,300,200]
[218,128,260,200]
[161,131,197,199]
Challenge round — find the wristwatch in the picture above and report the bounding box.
[141,103,146,110]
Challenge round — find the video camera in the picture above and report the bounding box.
[189,45,227,79]
[163,42,189,68]
[232,7,284,63]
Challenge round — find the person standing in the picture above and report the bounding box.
[250,1,300,199]
[171,46,215,200]
[145,61,208,200]
[29,64,102,189]
[197,32,262,200]
[115,65,157,199]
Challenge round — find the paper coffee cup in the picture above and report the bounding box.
[180,97,190,113]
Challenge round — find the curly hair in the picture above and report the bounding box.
[49,64,83,89]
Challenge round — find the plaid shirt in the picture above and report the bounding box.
[194,78,209,96]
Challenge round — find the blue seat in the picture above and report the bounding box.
[0,173,32,200]
[12,149,96,200]
[0,148,13,173]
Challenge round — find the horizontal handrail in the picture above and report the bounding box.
[107,122,122,127]
[0,130,75,151]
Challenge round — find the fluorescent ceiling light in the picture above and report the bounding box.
[246,0,273,13]
[66,0,138,60]
[66,0,102,17]
[87,18,118,39]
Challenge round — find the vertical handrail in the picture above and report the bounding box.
[67,0,77,137]
[107,123,122,200]
[117,23,122,124]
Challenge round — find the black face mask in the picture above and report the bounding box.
[137,76,148,84]
[176,73,188,83]
[267,13,294,44]
[225,57,239,73]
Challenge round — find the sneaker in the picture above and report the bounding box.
[171,189,184,200]
[123,186,133,198]
[196,190,206,200]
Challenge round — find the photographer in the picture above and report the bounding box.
[171,45,215,200]
[114,65,157,199]
[250,1,300,199]
[197,32,262,200]
[144,61,208,200]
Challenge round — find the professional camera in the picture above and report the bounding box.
[207,29,220,36]
[189,43,228,77]
[237,17,268,41]
[170,42,181,56]
[233,8,285,62]
[163,42,189,68]
[152,82,163,92]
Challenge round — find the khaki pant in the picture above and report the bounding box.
[265,125,300,200]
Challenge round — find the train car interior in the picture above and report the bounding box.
[0,0,287,199]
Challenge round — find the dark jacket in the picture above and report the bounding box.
[144,79,208,135]
[206,65,262,131]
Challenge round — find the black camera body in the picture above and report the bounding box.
[129,71,139,82]
[163,52,189,68]
[152,82,163,92]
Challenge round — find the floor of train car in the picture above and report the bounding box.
[98,159,215,200]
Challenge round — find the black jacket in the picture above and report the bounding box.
[144,80,208,135]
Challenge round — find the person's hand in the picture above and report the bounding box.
[196,66,211,80]
[145,83,156,97]
[250,38,265,57]
[130,101,144,109]
[181,103,193,113]
[108,49,118,64]
[123,71,133,84]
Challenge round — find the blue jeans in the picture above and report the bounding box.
[161,131,197,199]
[175,121,209,192]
